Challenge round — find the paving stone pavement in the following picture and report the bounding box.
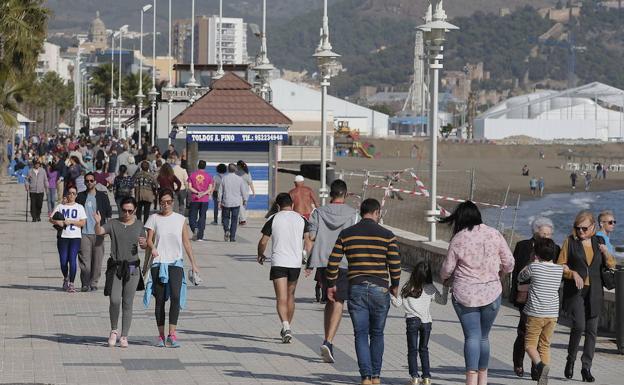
[0,179,623,385]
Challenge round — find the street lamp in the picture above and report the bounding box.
[74,38,85,136]
[148,0,159,145]
[118,25,129,137]
[418,0,458,242]
[109,31,120,136]
[254,0,274,102]
[165,0,174,144]
[186,0,200,102]
[313,0,340,206]
[137,4,153,146]
[214,0,225,79]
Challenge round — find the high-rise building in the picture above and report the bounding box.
[173,15,248,65]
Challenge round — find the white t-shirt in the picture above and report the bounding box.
[53,203,87,239]
[261,210,309,268]
[145,212,186,264]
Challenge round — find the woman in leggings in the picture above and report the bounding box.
[49,186,87,293]
[94,197,147,348]
[144,188,200,347]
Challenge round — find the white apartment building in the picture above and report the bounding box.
[36,42,73,83]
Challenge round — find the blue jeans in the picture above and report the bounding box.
[222,206,240,241]
[212,192,219,223]
[452,295,501,371]
[189,201,209,240]
[57,237,81,282]
[47,187,57,213]
[407,317,432,378]
[348,283,391,379]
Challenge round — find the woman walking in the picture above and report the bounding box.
[133,161,159,224]
[440,201,514,385]
[65,155,81,194]
[144,188,200,348]
[156,163,181,194]
[558,210,616,382]
[46,162,59,216]
[211,163,227,225]
[49,186,87,293]
[113,165,134,214]
[510,217,559,379]
[236,160,255,226]
[94,197,147,348]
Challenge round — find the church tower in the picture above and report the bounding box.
[89,11,108,50]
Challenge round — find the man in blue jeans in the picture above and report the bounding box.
[187,160,213,242]
[218,163,248,242]
[326,198,401,385]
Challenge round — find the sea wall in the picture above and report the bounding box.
[390,225,619,334]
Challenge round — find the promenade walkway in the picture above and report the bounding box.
[0,179,622,385]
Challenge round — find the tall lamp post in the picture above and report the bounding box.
[313,0,340,206]
[137,4,153,145]
[165,0,174,144]
[118,25,129,137]
[255,0,274,102]
[74,38,85,136]
[418,0,458,242]
[148,0,159,145]
[186,0,200,101]
[109,31,119,136]
[214,0,225,79]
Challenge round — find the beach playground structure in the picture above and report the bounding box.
[334,121,380,158]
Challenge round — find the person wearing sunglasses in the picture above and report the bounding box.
[557,210,617,382]
[596,210,616,254]
[144,188,200,348]
[94,197,147,348]
[76,172,113,292]
[49,187,87,293]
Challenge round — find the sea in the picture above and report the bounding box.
[483,190,624,248]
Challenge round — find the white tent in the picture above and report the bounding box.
[474,82,624,141]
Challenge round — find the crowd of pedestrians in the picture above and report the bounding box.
[8,133,621,385]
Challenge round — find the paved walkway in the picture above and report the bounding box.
[0,179,622,385]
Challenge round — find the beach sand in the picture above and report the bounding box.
[277,139,624,240]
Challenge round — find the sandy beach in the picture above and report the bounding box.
[277,138,624,240]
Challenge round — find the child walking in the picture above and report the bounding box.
[392,262,449,385]
[518,238,564,385]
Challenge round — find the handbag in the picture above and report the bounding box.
[516,283,529,304]
[602,266,616,290]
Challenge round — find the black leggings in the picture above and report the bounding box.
[137,201,151,223]
[152,265,183,327]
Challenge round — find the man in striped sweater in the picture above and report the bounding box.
[326,198,401,385]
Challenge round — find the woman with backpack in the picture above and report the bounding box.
[113,165,133,216]
[133,161,159,223]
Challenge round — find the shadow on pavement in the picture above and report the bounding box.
[179,329,276,343]
[0,284,61,291]
[16,333,155,347]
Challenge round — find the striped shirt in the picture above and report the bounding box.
[326,218,401,288]
[518,261,564,318]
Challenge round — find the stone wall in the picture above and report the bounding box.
[390,225,619,334]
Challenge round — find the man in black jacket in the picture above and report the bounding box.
[510,217,560,379]
[76,172,113,292]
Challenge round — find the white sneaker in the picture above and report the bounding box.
[108,330,119,347]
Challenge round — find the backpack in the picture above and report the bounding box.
[134,174,155,203]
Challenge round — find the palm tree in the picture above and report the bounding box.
[0,0,50,174]
[122,72,152,107]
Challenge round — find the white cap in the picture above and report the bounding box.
[294,175,305,183]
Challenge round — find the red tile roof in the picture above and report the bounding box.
[172,72,292,126]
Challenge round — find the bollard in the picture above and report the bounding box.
[616,268,624,354]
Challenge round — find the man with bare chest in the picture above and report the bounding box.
[288,175,320,220]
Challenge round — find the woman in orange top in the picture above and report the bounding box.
[557,210,616,382]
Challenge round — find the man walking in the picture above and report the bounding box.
[326,198,401,385]
[26,159,48,222]
[76,172,113,292]
[305,179,357,363]
[218,163,248,242]
[289,175,319,220]
[257,193,311,343]
[188,160,213,242]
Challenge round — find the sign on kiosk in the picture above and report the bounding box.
[187,133,287,143]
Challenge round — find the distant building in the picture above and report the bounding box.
[173,15,248,65]
[474,82,624,141]
[88,11,108,50]
[36,42,73,83]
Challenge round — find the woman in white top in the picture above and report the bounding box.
[49,186,87,293]
[236,160,255,225]
[391,262,449,385]
[145,188,200,348]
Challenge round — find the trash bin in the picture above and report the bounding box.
[616,268,624,354]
